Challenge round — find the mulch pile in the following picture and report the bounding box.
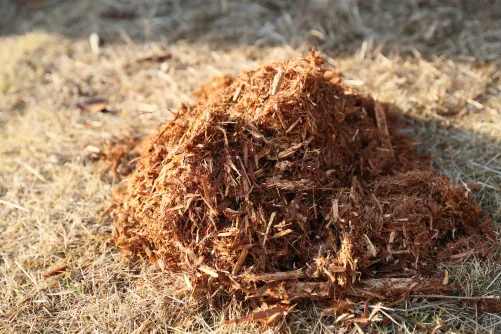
[111,52,496,323]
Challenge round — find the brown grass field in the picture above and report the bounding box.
[1,1,500,333]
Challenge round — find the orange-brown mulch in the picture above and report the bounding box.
[110,52,496,323]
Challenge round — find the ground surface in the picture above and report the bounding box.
[0,1,500,333]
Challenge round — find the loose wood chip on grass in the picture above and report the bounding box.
[109,52,497,324]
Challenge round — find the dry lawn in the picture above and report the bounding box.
[1,1,500,333]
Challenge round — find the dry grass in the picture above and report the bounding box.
[1,0,500,333]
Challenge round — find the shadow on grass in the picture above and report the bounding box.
[2,0,501,60]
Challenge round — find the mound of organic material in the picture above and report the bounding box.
[112,52,495,322]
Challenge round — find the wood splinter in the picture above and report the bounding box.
[270,69,284,96]
[374,100,394,160]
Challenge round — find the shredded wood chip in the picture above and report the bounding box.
[43,264,69,279]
